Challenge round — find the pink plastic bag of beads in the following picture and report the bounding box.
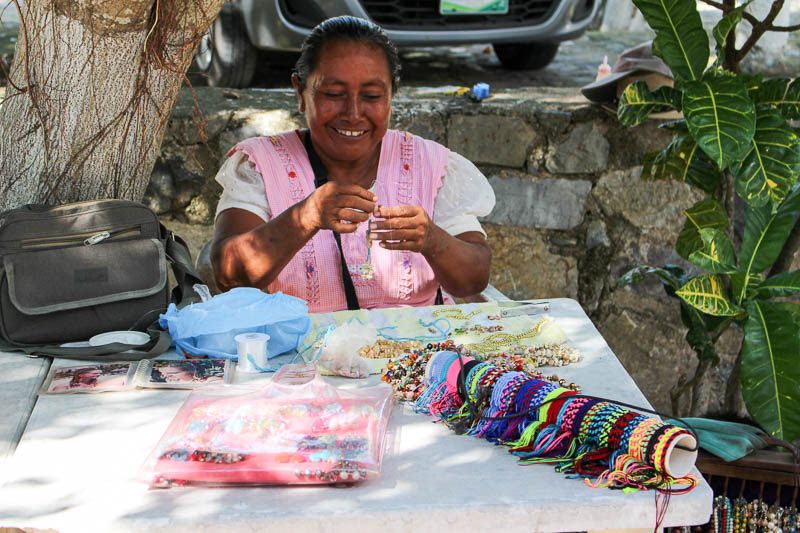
[140,364,394,488]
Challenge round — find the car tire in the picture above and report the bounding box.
[492,42,560,71]
[193,3,257,88]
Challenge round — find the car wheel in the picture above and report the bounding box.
[492,42,560,71]
[192,3,257,88]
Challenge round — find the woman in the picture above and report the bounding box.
[211,16,495,313]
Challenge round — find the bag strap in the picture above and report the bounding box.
[0,320,172,361]
[162,224,204,308]
[303,131,360,311]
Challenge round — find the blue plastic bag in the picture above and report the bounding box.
[159,288,311,359]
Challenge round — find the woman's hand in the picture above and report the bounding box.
[301,182,377,234]
[368,204,436,253]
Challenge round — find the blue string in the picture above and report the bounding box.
[377,317,452,342]
[295,324,337,364]
[246,354,280,373]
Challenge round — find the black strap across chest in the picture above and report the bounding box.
[303,132,361,311]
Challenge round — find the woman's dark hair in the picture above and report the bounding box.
[293,16,401,93]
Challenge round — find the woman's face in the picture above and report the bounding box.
[294,40,393,167]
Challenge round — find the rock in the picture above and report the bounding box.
[546,122,609,174]
[142,191,171,216]
[485,224,578,300]
[218,109,305,153]
[585,219,610,250]
[592,168,703,230]
[394,113,447,145]
[185,196,215,225]
[596,287,744,416]
[486,173,591,230]
[533,109,572,137]
[149,160,176,198]
[447,114,536,167]
[167,110,232,146]
[173,177,201,211]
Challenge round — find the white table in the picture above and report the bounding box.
[0,351,49,481]
[0,299,712,532]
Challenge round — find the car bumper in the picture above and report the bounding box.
[240,0,599,51]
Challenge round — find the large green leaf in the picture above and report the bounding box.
[712,1,752,66]
[756,270,800,298]
[618,82,678,127]
[683,74,757,169]
[731,271,765,302]
[680,302,722,364]
[731,108,800,208]
[632,0,709,81]
[741,301,800,442]
[688,228,737,273]
[676,199,730,261]
[752,78,800,120]
[676,274,743,316]
[642,132,721,193]
[738,185,800,302]
[618,264,684,291]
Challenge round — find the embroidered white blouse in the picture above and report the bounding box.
[214,149,496,237]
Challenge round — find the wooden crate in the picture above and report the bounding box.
[697,448,800,506]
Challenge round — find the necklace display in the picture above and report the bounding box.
[520,343,582,368]
[432,308,483,321]
[712,495,799,532]
[461,318,549,353]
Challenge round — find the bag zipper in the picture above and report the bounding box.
[19,226,143,249]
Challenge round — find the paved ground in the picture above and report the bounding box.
[249,30,655,90]
[1,1,798,90]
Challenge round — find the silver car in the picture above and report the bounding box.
[195,0,601,87]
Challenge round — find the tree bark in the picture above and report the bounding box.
[0,0,225,211]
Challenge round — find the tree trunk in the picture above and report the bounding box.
[0,0,225,211]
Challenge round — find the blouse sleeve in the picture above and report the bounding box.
[214,150,272,222]
[433,151,496,237]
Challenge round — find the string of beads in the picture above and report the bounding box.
[711,495,799,532]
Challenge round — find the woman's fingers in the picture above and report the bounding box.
[337,194,376,214]
[329,220,361,234]
[368,228,421,242]
[373,204,418,219]
[335,207,371,224]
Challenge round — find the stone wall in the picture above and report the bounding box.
[154,86,744,416]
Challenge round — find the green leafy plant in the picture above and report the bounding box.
[617,0,800,442]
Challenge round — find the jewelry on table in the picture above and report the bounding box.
[359,338,422,359]
[453,324,504,335]
[432,308,483,321]
[463,318,549,353]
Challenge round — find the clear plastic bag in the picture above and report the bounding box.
[140,364,394,488]
[316,321,376,378]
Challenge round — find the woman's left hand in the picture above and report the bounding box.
[369,205,436,254]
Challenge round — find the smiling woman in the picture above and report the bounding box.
[210,16,496,313]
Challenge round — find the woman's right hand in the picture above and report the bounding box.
[301,182,377,233]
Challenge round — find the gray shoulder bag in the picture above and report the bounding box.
[0,199,203,361]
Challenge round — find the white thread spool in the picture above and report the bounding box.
[234,332,270,373]
[663,433,698,478]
